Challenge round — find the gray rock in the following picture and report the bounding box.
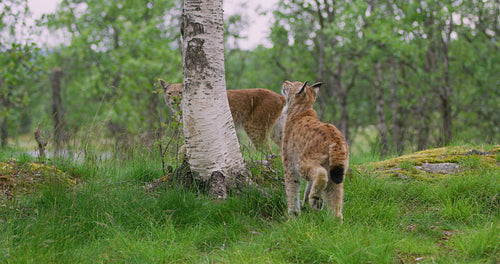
[415,163,460,174]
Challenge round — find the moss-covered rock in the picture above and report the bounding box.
[358,145,499,181]
[0,158,77,200]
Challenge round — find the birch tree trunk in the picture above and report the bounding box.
[181,0,248,198]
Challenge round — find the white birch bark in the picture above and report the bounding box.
[181,0,247,191]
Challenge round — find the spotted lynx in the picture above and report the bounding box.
[159,79,285,151]
[281,81,349,221]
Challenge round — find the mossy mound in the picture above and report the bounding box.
[359,145,499,181]
[0,158,77,201]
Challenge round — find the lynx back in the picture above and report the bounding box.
[159,79,285,151]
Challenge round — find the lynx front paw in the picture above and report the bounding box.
[309,196,323,211]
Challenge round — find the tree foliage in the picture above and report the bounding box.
[0,0,498,155]
[0,0,40,147]
[230,0,499,154]
[42,0,182,133]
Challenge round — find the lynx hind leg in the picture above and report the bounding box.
[326,180,344,222]
[326,163,347,222]
[242,120,270,152]
[302,181,312,207]
[284,161,301,216]
[299,160,328,211]
[308,167,328,211]
[270,114,285,147]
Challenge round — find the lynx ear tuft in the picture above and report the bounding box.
[282,81,293,96]
[310,82,322,95]
[158,79,169,92]
[311,82,323,88]
[298,81,308,95]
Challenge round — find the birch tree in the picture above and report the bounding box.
[181,0,248,198]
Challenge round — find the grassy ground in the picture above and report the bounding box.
[0,143,499,263]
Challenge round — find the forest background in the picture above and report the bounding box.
[1,0,499,156]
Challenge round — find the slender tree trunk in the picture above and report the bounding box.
[316,31,325,83]
[0,81,9,148]
[329,64,350,142]
[440,19,453,145]
[0,115,7,148]
[339,94,349,142]
[328,61,356,143]
[390,58,403,155]
[440,93,452,145]
[329,72,348,141]
[312,0,337,119]
[416,96,430,150]
[182,0,248,198]
[418,10,438,150]
[51,67,64,152]
[314,30,327,116]
[374,62,388,156]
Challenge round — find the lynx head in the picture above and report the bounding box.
[281,81,322,110]
[158,79,183,109]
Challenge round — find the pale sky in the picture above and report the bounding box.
[26,0,278,49]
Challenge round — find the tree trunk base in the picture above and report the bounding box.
[209,171,227,199]
[145,159,252,200]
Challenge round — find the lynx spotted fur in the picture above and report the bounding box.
[159,79,285,150]
[281,81,349,221]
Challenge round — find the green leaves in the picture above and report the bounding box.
[0,1,42,146]
[263,0,500,153]
[40,0,182,131]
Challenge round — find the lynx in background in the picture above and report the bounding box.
[281,81,349,222]
[158,79,285,151]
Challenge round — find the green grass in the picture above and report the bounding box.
[1,143,499,263]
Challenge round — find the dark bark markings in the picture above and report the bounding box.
[182,14,209,93]
[185,38,209,73]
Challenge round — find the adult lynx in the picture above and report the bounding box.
[281,81,349,221]
[159,79,285,151]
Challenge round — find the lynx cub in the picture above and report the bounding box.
[281,81,349,221]
[159,79,285,150]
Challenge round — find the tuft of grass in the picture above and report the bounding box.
[399,160,416,170]
[453,222,500,262]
